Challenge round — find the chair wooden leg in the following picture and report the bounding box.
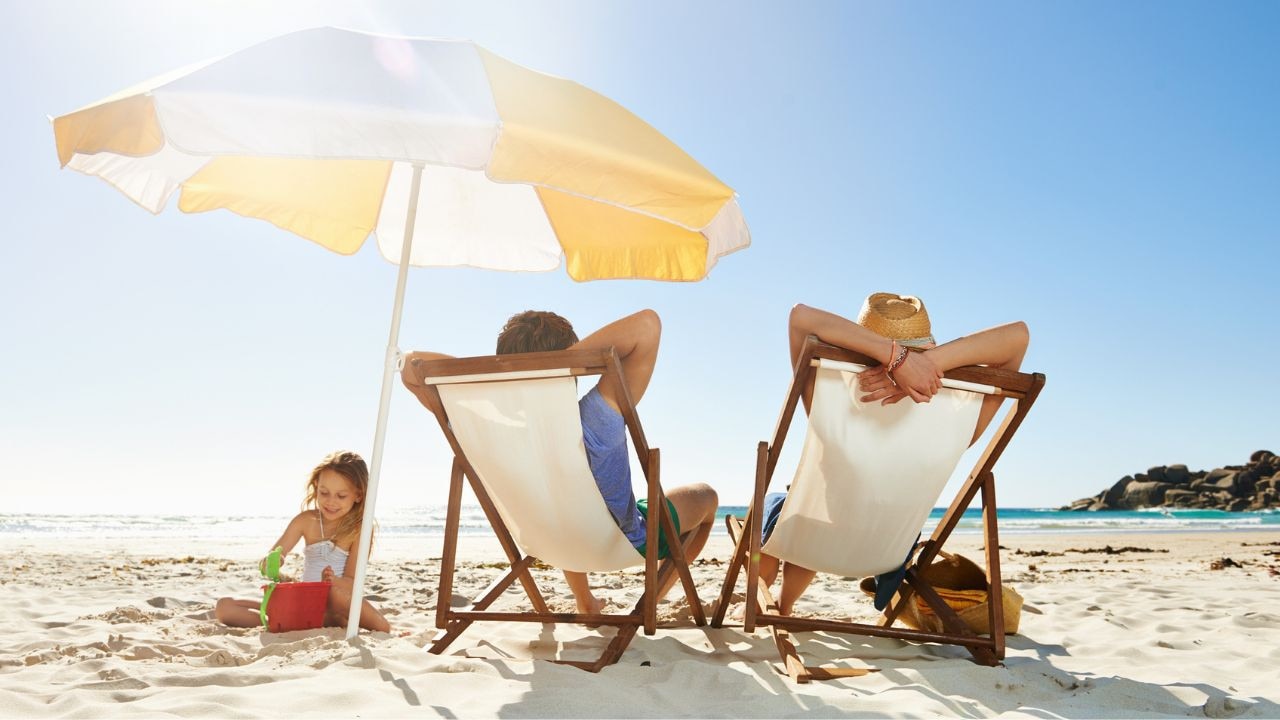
[756,573,879,681]
[880,581,914,629]
[981,471,1006,660]
[652,453,705,627]
[437,460,465,630]
[745,442,768,634]
[711,512,750,628]
[643,450,659,637]
[879,539,930,629]
[633,447,706,630]
[753,570,810,683]
[548,621,642,673]
[430,554,539,655]
[906,569,999,667]
[463,473,550,615]
[724,515,764,633]
[596,622,641,669]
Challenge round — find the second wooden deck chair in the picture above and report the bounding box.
[408,348,705,672]
[711,336,1045,682]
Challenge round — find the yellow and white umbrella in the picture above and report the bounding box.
[53,26,748,279]
[52,26,748,639]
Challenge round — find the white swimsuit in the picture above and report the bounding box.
[302,511,349,582]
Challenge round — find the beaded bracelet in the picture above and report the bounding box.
[887,343,909,374]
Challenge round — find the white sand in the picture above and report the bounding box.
[2,530,1279,718]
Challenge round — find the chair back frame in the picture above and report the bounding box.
[711,335,1046,681]
[411,347,705,672]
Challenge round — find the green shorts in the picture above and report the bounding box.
[634,497,681,560]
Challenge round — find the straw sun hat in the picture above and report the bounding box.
[856,292,936,348]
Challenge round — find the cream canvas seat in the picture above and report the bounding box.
[407,348,703,672]
[712,336,1045,682]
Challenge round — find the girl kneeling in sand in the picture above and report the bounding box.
[214,450,391,633]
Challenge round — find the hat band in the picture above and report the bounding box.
[898,335,935,348]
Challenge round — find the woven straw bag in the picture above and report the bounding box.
[860,551,1023,635]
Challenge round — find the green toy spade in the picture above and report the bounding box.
[258,546,283,628]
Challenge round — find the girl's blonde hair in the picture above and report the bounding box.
[302,450,372,549]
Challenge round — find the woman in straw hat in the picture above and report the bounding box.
[758,293,1030,615]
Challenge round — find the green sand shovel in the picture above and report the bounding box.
[258,547,283,628]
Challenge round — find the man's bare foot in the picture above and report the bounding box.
[576,594,606,628]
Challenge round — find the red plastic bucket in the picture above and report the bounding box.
[264,581,331,632]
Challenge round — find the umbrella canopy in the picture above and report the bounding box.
[53,26,749,280]
[52,26,748,639]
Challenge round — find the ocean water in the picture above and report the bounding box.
[1,506,1275,541]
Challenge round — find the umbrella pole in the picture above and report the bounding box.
[345,162,425,640]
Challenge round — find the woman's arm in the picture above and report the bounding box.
[930,321,1029,442]
[860,321,1030,442]
[923,321,1029,375]
[789,304,942,406]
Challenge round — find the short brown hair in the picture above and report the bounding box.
[496,310,578,354]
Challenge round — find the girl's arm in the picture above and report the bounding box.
[268,512,310,558]
[257,512,310,577]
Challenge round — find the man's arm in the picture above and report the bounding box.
[400,351,456,424]
[570,309,661,412]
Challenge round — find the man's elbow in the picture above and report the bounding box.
[634,308,661,340]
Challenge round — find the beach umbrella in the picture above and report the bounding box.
[51,27,749,639]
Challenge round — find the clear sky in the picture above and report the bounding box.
[3,1,1277,517]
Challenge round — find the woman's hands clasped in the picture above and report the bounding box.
[858,350,943,405]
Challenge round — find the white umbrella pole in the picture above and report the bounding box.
[346,162,425,640]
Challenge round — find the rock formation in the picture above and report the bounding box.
[1063,450,1280,512]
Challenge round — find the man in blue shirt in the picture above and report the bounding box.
[403,309,719,618]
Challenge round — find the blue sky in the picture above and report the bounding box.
[2,1,1277,516]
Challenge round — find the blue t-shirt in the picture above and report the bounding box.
[579,385,646,548]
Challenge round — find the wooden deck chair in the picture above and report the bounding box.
[711,336,1045,682]
[408,348,705,672]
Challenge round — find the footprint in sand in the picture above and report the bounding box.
[202,649,245,667]
[77,676,150,691]
[1231,611,1280,629]
[146,596,195,610]
[125,645,167,661]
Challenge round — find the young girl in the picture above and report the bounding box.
[214,450,391,633]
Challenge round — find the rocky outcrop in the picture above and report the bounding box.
[1063,450,1280,511]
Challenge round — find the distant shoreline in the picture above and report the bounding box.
[2,506,1275,541]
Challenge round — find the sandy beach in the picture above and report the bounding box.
[2,530,1278,718]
